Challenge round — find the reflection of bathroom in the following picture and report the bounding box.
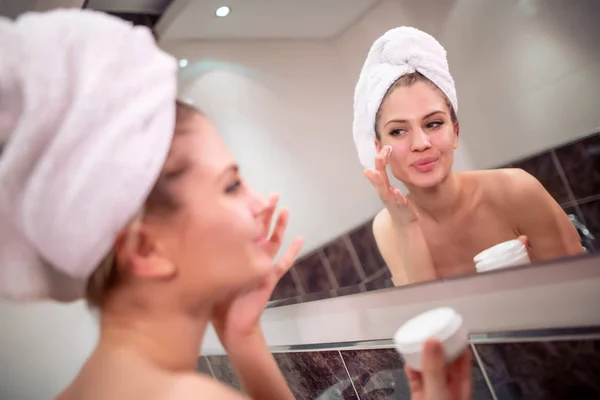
[1,0,599,399]
[163,0,600,301]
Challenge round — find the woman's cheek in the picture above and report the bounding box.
[388,154,409,181]
[434,128,456,150]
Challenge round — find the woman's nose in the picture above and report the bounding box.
[250,189,269,216]
[411,129,431,151]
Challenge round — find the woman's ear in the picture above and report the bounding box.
[114,225,176,280]
[453,121,460,149]
[374,138,382,153]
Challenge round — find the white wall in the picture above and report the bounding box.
[0,301,98,400]
[2,1,600,399]
[174,43,386,258]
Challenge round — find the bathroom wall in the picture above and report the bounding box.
[163,0,600,259]
[198,335,600,399]
[198,347,494,399]
[270,131,600,305]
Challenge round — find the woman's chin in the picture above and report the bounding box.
[408,172,445,188]
[253,254,275,276]
[405,163,453,187]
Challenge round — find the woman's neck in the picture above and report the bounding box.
[406,172,464,222]
[96,292,211,373]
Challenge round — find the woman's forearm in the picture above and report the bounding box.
[393,222,436,284]
[225,329,294,400]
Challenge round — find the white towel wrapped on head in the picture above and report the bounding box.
[0,9,177,302]
[352,27,458,170]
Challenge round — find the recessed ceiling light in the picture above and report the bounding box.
[179,59,188,68]
[215,6,230,17]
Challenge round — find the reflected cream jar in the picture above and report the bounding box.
[474,239,531,273]
[393,307,468,371]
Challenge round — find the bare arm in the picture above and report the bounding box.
[373,209,436,286]
[506,169,584,261]
[167,374,248,400]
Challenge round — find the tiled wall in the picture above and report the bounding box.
[270,132,600,305]
[475,340,600,399]
[198,337,600,399]
[509,132,600,252]
[270,226,395,305]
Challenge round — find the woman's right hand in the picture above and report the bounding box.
[364,145,418,225]
[406,340,472,400]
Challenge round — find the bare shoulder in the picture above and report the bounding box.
[164,374,245,400]
[372,208,392,239]
[463,168,545,204]
[372,208,396,250]
[460,168,536,186]
[372,208,407,284]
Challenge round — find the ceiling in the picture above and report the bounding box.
[0,0,85,19]
[86,0,173,14]
[2,0,381,41]
[156,0,381,41]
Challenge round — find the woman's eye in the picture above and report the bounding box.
[226,179,242,194]
[389,129,406,137]
[427,121,444,129]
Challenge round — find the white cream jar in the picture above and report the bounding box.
[474,239,531,273]
[393,307,468,371]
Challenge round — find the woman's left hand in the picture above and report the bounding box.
[518,235,533,261]
[211,194,303,348]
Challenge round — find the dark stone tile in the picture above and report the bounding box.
[364,269,394,292]
[555,133,600,201]
[561,205,590,251]
[348,222,385,277]
[341,348,493,400]
[294,251,332,294]
[562,205,585,226]
[206,355,243,393]
[475,340,600,400]
[578,200,600,252]
[197,356,213,377]
[470,354,495,400]
[324,238,362,287]
[266,296,298,309]
[297,289,335,304]
[511,152,570,204]
[335,284,363,297]
[340,348,409,400]
[270,268,300,301]
[273,351,358,400]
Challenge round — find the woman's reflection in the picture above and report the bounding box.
[352,27,583,286]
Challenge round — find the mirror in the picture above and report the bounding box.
[107,0,599,306]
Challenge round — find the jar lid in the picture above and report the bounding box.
[394,307,463,354]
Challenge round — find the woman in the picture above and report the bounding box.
[352,27,583,286]
[0,11,470,400]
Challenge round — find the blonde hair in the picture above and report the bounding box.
[85,101,201,307]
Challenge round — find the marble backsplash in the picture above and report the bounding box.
[270,132,600,306]
[198,335,600,399]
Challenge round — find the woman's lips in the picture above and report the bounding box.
[411,157,439,173]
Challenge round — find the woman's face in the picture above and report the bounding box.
[141,109,272,300]
[375,81,458,189]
